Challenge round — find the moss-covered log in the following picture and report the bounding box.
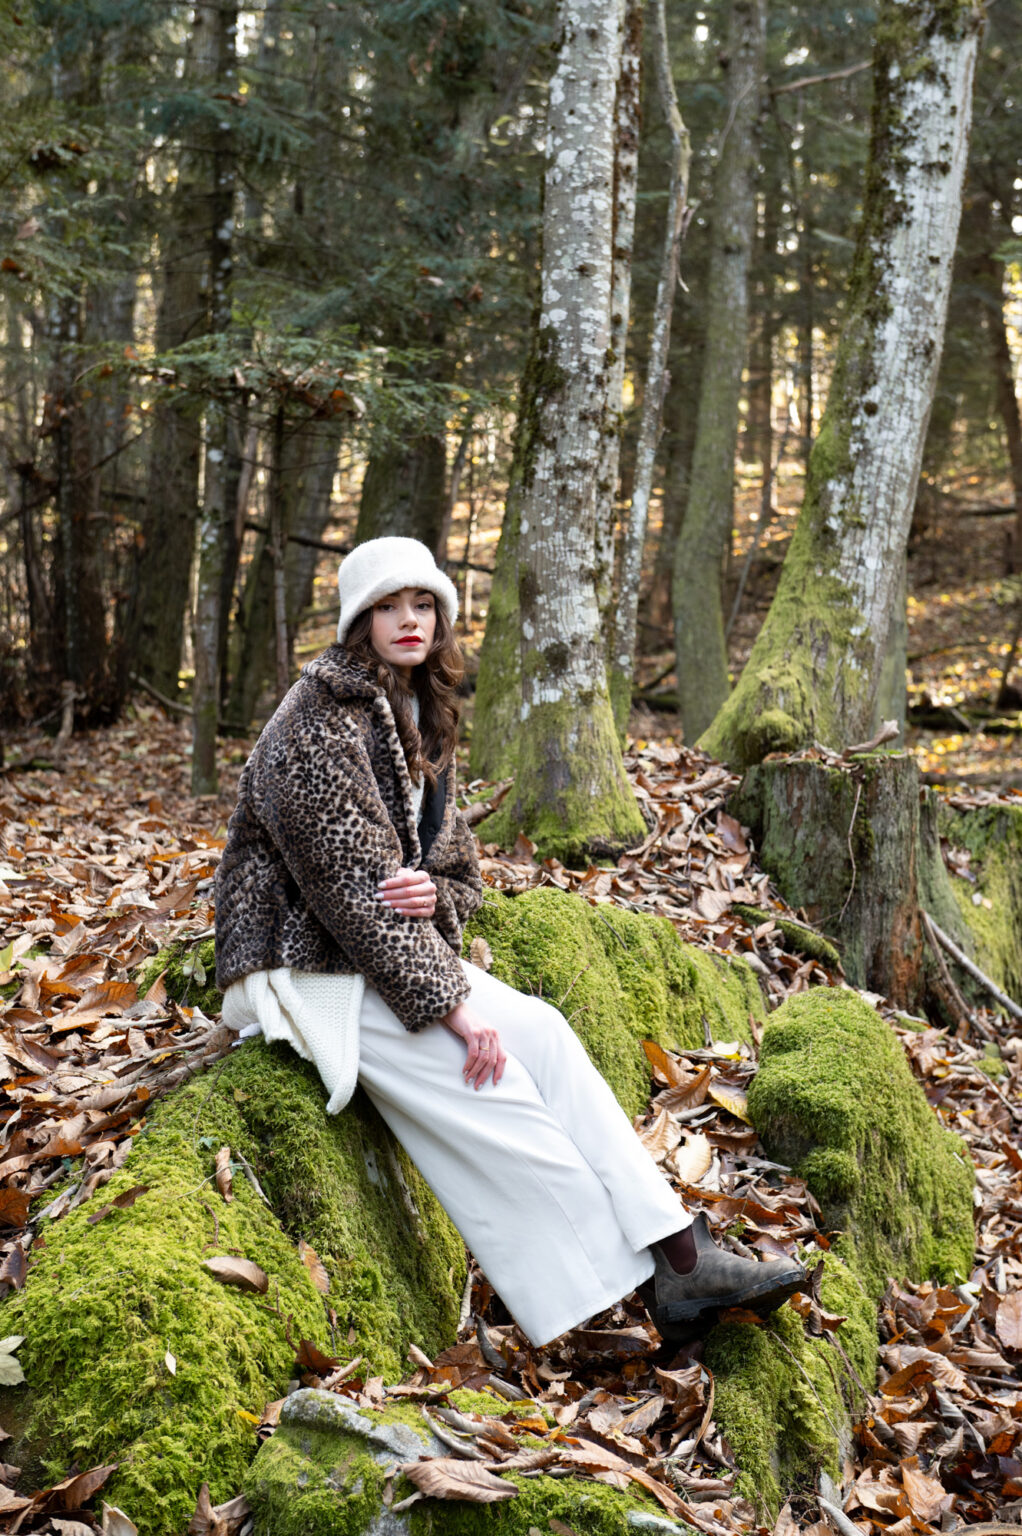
[701,0,982,769]
[729,754,971,1007]
[748,989,974,1300]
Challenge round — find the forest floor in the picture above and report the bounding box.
[0,714,1020,1535]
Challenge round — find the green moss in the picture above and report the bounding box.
[139,935,220,1015]
[1,1090,327,1531]
[747,990,974,1299]
[245,1406,670,1536]
[706,1258,872,1518]
[731,905,842,970]
[477,695,648,865]
[466,888,761,1118]
[939,802,1022,1007]
[0,1041,467,1536]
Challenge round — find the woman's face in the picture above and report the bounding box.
[370,588,437,677]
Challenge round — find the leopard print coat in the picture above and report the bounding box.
[214,645,483,1032]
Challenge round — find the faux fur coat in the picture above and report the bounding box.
[214,645,483,1032]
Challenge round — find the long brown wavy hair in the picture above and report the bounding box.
[344,598,463,788]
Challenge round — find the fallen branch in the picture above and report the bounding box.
[922,910,1022,1024]
[131,673,192,716]
[920,911,989,1041]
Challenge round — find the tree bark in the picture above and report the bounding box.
[355,429,447,551]
[671,0,765,742]
[489,0,645,864]
[595,0,643,648]
[191,1,238,797]
[125,4,220,701]
[730,755,970,1009]
[702,0,982,770]
[609,0,689,733]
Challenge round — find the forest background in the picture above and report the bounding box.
[0,0,1020,810]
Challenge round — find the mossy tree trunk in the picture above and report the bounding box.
[702,0,982,770]
[483,0,646,863]
[671,0,764,742]
[354,423,447,554]
[729,753,971,1009]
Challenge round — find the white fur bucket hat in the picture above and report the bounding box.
[336,536,459,645]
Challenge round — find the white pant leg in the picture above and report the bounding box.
[348,961,688,1347]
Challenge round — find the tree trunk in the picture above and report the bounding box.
[671,0,765,741]
[646,321,705,633]
[483,0,645,864]
[355,431,447,551]
[192,1,238,797]
[729,755,970,1009]
[702,0,982,770]
[125,4,220,701]
[608,0,689,733]
[595,0,643,648]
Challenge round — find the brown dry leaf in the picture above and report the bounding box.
[706,1081,751,1123]
[899,1459,951,1522]
[299,1239,330,1295]
[694,888,732,922]
[639,1109,681,1163]
[772,1501,800,1536]
[468,937,493,972]
[214,1147,233,1204]
[994,1290,1022,1351]
[641,1040,688,1088]
[50,1520,95,1536]
[654,1065,712,1113]
[45,1460,119,1510]
[202,1256,268,1294]
[398,1457,517,1502]
[619,1394,666,1435]
[0,1189,30,1228]
[669,1133,713,1186]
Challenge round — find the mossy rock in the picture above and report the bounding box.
[705,1253,876,1515]
[747,989,974,1300]
[0,1043,465,1535]
[938,800,1022,1008]
[245,1389,674,1536]
[466,887,763,1118]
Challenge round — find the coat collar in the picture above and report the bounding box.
[303,644,425,867]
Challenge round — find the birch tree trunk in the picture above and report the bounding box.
[484,0,645,864]
[595,0,642,644]
[702,0,982,770]
[671,0,765,742]
[192,2,237,796]
[608,0,689,733]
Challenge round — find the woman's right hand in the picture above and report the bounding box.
[442,1001,506,1090]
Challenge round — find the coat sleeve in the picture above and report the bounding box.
[430,808,484,946]
[250,705,469,1032]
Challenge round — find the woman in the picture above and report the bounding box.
[215,536,804,1346]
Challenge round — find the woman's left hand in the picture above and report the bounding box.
[376,867,437,918]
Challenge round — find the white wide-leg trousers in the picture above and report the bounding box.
[300,960,689,1347]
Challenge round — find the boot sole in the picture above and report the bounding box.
[658,1264,806,1327]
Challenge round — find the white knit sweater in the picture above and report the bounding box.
[222,698,426,1114]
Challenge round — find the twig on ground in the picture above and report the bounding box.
[837,780,863,923]
[922,910,1022,1023]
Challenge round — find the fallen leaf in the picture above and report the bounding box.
[0,1189,30,1228]
[165,1350,177,1376]
[0,1334,25,1387]
[669,1132,713,1185]
[50,1520,95,1536]
[46,1461,118,1510]
[641,1041,688,1088]
[469,937,493,971]
[706,1081,751,1123]
[638,1109,681,1162]
[900,1459,951,1522]
[299,1239,329,1295]
[214,1147,233,1203]
[202,1256,268,1294]
[995,1291,1022,1351]
[398,1456,517,1502]
[102,1504,139,1536]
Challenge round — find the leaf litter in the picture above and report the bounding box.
[0,716,1019,1532]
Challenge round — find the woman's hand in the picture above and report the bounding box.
[442,1001,506,1090]
[377,867,437,918]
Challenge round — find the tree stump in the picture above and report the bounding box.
[729,753,971,1010]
